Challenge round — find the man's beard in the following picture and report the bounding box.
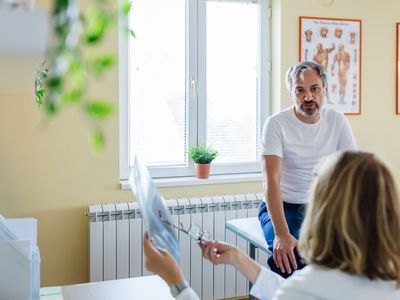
[296,101,321,117]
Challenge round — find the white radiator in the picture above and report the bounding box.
[87,193,269,300]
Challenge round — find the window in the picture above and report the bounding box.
[120,0,271,181]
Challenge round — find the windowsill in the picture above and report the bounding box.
[120,173,263,189]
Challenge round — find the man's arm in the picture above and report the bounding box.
[263,155,299,274]
[337,115,357,150]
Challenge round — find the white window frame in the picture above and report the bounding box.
[119,0,271,183]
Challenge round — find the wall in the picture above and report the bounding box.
[0,0,399,287]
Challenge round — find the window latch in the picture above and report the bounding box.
[190,76,197,100]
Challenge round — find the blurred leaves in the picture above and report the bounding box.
[86,100,114,120]
[89,54,115,77]
[121,0,132,14]
[90,130,105,153]
[61,89,82,105]
[35,0,134,151]
[83,7,112,44]
[36,89,45,106]
[35,62,48,106]
[128,28,136,38]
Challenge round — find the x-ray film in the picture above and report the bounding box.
[128,155,180,262]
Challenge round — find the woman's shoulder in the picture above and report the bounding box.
[273,265,400,300]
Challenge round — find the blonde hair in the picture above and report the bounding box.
[300,151,400,286]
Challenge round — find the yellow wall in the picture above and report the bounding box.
[0,0,399,287]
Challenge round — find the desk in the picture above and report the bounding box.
[40,275,174,300]
[226,217,271,299]
[226,217,271,260]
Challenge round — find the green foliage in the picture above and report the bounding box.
[90,130,105,153]
[86,100,114,120]
[188,145,219,164]
[34,0,135,152]
[89,54,116,77]
[83,7,112,44]
[121,0,132,14]
[36,89,45,106]
[128,28,136,38]
[35,62,48,106]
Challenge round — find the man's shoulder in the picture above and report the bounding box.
[267,106,293,123]
[321,107,345,122]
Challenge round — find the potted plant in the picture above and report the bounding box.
[188,145,219,179]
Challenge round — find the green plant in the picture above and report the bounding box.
[188,145,219,164]
[34,0,134,151]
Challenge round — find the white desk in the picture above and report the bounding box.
[226,217,271,300]
[40,275,174,300]
[226,217,271,259]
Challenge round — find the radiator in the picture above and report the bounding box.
[87,193,269,300]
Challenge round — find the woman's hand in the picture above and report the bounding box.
[199,240,240,266]
[199,240,262,284]
[143,232,184,285]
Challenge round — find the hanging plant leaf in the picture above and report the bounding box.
[86,100,114,120]
[121,0,132,14]
[90,130,105,152]
[53,0,70,15]
[34,1,133,151]
[35,62,48,107]
[89,54,115,77]
[48,76,63,91]
[83,8,112,44]
[36,89,46,106]
[45,101,57,115]
[62,90,83,105]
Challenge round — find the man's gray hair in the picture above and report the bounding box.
[285,61,328,92]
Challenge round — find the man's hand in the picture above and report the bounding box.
[143,232,184,285]
[273,234,301,274]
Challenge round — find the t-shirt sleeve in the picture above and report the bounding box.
[337,114,358,151]
[260,117,283,157]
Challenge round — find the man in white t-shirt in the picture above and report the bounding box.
[258,61,357,278]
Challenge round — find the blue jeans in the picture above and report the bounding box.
[258,201,307,278]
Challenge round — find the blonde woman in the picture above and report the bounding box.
[144,151,400,300]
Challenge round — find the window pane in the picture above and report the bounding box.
[206,1,259,164]
[129,0,186,167]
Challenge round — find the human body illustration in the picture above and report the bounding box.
[331,43,351,104]
[334,27,343,38]
[305,29,312,42]
[320,26,328,38]
[313,42,335,71]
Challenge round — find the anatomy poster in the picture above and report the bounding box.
[300,17,362,115]
[396,23,400,115]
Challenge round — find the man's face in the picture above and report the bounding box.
[290,69,326,117]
